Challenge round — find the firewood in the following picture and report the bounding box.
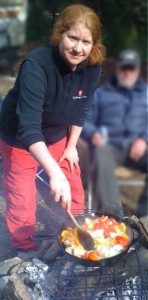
[2,273,33,300]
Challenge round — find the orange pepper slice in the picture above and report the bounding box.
[115,236,129,247]
[88,251,99,261]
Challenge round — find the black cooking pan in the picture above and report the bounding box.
[30,213,141,267]
[57,213,140,267]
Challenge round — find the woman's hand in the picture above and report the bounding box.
[49,168,71,211]
[59,147,79,172]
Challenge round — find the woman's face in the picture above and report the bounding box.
[59,23,93,70]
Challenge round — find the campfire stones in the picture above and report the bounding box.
[0,257,21,276]
[0,276,10,300]
[24,260,53,299]
[0,276,10,290]
[32,258,48,272]
[25,264,46,282]
[0,257,51,300]
[2,273,33,300]
[10,261,31,275]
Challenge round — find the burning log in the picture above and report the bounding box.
[2,273,33,300]
[1,258,50,300]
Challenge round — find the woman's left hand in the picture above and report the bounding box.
[59,147,79,172]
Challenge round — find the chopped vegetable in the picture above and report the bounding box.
[115,236,129,247]
[88,250,99,261]
[61,216,130,261]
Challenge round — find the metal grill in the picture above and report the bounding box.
[50,244,148,300]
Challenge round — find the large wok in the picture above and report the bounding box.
[30,212,142,267]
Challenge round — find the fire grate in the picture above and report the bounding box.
[50,245,148,300]
[23,202,148,300]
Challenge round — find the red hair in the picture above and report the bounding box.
[50,4,106,65]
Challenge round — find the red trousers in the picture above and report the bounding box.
[0,138,85,250]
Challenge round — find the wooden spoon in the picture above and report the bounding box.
[67,211,94,251]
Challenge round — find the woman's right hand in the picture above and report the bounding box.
[28,141,71,211]
[49,169,71,211]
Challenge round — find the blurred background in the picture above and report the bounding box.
[0,0,147,94]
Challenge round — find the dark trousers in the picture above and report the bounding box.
[90,144,147,216]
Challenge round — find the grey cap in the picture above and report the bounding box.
[117,50,141,68]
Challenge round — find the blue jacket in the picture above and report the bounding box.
[82,76,147,150]
[0,99,2,112]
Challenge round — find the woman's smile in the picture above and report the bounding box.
[59,23,93,70]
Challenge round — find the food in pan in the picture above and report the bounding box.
[61,215,130,261]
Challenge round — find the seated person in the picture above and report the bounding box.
[0,98,2,110]
[82,50,147,216]
[0,98,2,158]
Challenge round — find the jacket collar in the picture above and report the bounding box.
[105,74,146,92]
[52,45,86,75]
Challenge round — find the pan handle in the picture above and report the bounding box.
[131,226,141,245]
[130,215,148,245]
[29,234,56,241]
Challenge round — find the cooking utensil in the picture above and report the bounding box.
[67,211,95,251]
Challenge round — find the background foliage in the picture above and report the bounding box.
[27,0,147,60]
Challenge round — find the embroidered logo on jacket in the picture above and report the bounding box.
[73,89,87,100]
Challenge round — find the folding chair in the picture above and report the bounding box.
[36,168,49,187]
[86,153,145,213]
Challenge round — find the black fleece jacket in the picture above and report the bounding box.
[0,44,100,149]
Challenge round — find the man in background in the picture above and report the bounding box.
[82,50,147,216]
[0,98,2,159]
[0,98,2,110]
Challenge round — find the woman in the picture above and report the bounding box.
[0,4,105,253]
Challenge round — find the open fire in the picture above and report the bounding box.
[0,212,147,300]
[1,227,148,300]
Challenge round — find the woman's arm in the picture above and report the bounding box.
[59,125,82,172]
[67,125,82,149]
[29,142,71,210]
